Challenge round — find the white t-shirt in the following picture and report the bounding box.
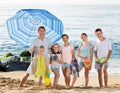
[30,37,51,59]
[61,44,74,64]
[94,38,112,59]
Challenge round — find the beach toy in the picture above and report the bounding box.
[96,57,107,64]
[44,71,51,86]
[6,9,64,47]
[84,58,91,68]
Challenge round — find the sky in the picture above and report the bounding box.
[0,0,120,6]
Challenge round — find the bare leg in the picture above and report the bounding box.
[85,68,89,88]
[103,65,108,88]
[71,74,77,87]
[79,66,83,72]
[39,76,43,86]
[62,68,67,86]
[65,67,71,87]
[19,73,29,87]
[97,69,103,88]
[52,69,60,88]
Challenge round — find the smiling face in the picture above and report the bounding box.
[38,28,45,37]
[81,34,88,42]
[38,47,44,54]
[95,30,103,39]
[53,44,59,52]
[62,35,69,43]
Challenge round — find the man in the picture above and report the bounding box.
[94,28,112,88]
[19,26,51,87]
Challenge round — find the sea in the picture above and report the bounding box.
[0,5,120,76]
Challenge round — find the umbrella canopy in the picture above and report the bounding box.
[6,9,64,47]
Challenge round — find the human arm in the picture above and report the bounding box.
[49,54,53,64]
[71,47,75,59]
[78,44,86,59]
[106,40,112,61]
[29,40,35,54]
[44,57,49,72]
[57,54,62,64]
[32,56,37,74]
[94,42,99,61]
[89,44,94,69]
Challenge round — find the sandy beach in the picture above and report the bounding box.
[0,71,120,93]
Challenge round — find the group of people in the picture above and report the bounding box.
[18,26,112,89]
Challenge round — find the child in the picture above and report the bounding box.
[34,45,49,86]
[50,43,62,88]
[61,34,75,88]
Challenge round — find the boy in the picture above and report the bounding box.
[94,28,112,88]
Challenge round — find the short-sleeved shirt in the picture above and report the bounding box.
[94,38,112,59]
[61,44,74,64]
[30,37,51,60]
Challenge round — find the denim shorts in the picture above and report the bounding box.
[79,62,85,67]
[51,67,60,73]
[62,63,70,69]
[95,62,108,70]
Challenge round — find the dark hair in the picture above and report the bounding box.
[39,45,44,48]
[53,43,60,47]
[51,43,59,52]
[38,26,46,32]
[81,33,87,37]
[62,34,69,38]
[95,28,102,33]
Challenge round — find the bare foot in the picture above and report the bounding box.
[39,83,44,86]
[65,86,70,89]
[18,84,23,89]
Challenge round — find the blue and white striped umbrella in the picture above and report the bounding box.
[6,9,64,47]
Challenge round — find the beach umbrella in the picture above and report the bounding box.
[6,9,64,47]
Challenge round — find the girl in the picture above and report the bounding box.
[78,33,94,88]
[34,45,49,86]
[50,43,62,88]
[61,34,75,88]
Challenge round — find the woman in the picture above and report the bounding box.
[61,34,75,88]
[78,33,94,88]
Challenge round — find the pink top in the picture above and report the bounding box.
[61,44,74,64]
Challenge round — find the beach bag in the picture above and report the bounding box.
[44,71,51,86]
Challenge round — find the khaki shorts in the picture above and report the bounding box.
[95,62,108,70]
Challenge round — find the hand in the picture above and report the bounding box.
[96,58,99,62]
[89,65,92,70]
[29,49,34,54]
[84,56,88,59]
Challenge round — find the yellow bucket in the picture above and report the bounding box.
[44,77,50,86]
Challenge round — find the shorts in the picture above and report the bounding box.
[51,67,60,73]
[62,63,70,69]
[95,62,108,70]
[70,63,79,77]
[79,62,85,67]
